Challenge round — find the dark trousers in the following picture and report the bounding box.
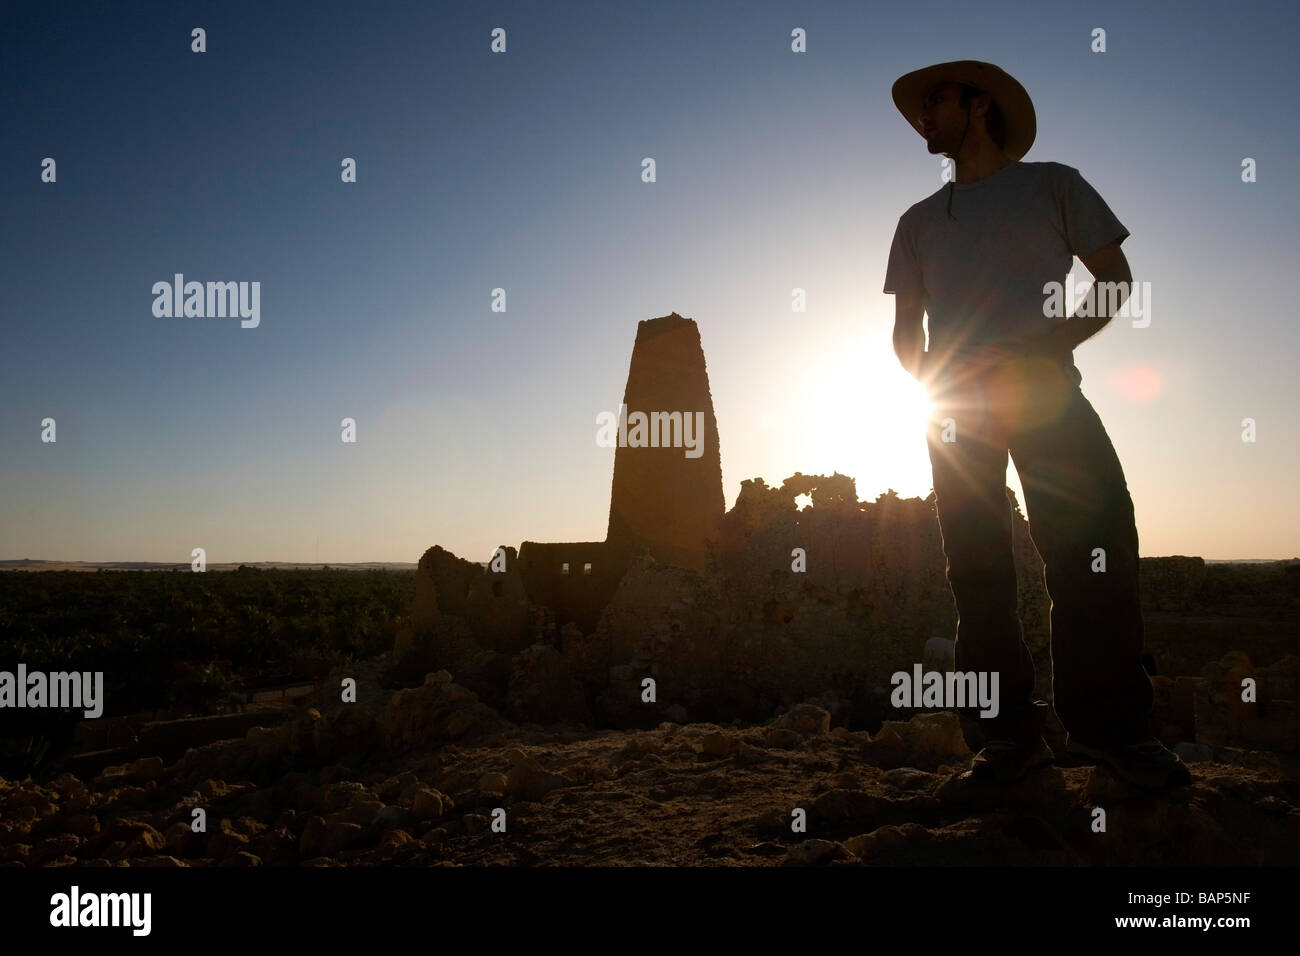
[924,354,1153,747]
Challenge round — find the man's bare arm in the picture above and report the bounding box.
[1054,238,1134,351]
[892,292,926,380]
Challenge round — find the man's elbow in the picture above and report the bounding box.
[1096,264,1133,287]
[1091,269,1134,322]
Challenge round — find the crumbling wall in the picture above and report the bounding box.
[1139,555,1206,612]
[398,544,530,677]
[587,475,1053,731]
[517,541,627,635]
[1193,652,1300,752]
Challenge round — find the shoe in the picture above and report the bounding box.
[1066,737,1192,789]
[963,736,1055,783]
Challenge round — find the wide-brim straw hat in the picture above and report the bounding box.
[891,60,1036,160]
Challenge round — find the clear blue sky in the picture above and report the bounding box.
[3,0,1297,563]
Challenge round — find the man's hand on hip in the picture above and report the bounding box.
[1023,324,1075,367]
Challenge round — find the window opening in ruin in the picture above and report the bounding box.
[583,562,592,575]
[561,563,570,575]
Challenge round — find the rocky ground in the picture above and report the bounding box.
[2,658,1297,867]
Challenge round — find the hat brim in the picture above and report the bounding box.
[892,60,1036,161]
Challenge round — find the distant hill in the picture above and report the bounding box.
[1204,558,1300,564]
[0,560,418,572]
[1,557,1293,573]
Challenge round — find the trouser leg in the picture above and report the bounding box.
[925,377,1038,744]
[1008,361,1153,746]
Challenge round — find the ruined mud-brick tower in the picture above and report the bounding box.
[605,312,724,571]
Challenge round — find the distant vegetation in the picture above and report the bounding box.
[0,569,415,718]
[0,561,1293,721]
[1194,561,1299,612]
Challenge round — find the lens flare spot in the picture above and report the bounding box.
[1109,365,1164,402]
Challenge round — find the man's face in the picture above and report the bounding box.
[919,82,975,157]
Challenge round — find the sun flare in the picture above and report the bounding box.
[796,347,937,501]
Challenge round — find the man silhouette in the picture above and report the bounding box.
[883,61,1189,788]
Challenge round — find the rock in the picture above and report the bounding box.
[411,789,446,819]
[699,733,736,757]
[106,786,150,810]
[378,679,508,751]
[127,828,165,857]
[784,839,850,866]
[860,726,907,766]
[299,816,364,857]
[221,851,261,867]
[334,799,385,828]
[880,767,937,791]
[49,774,87,798]
[165,822,199,857]
[0,844,30,865]
[1195,653,1300,752]
[765,728,803,749]
[31,834,81,865]
[478,773,509,795]
[507,644,592,725]
[206,830,250,859]
[810,788,891,823]
[92,766,130,790]
[324,781,368,809]
[373,805,408,832]
[379,829,413,849]
[742,841,787,857]
[504,749,566,800]
[378,772,418,801]
[63,793,94,814]
[845,823,931,860]
[876,711,970,765]
[1174,742,1215,763]
[125,756,165,782]
[663,704,689,724]
[103,821,165,857]
[801,692,855,728]
[776,704,831,736]
[64,814,100,837]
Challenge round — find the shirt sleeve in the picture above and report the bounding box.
[1058,165,1130,258]
[883,214,924,297]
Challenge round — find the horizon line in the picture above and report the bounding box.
[2,556,1297,567]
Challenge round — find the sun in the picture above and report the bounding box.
[796,345,936,501]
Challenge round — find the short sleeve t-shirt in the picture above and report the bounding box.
[882,161,1129,361]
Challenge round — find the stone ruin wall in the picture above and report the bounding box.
[516,541,627,636]
[396,474,1056,739]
